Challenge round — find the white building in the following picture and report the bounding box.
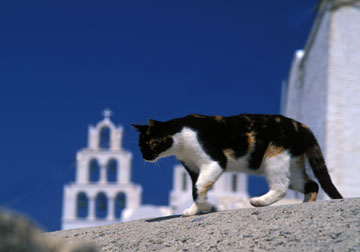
[62,109,144,230]
[282,0,360,198]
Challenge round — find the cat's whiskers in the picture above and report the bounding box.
[153,160,163,176]
[141,160,147,173]
[158,157,170,167]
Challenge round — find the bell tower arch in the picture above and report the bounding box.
[62,109,142,230]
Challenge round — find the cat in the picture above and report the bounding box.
[132,113,343,216]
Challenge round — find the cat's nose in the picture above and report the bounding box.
[143,154,157,162]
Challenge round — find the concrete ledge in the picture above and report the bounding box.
[47,198,360,251]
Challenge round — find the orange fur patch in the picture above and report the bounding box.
[292,121,299,132]
[199,181,214,198]
[264,145,285,159]
[223,148,236,160]
[301,123,309,129]
[247,131,256,152]
[214,115,224,122]
[191,114,206,118]
[304,192,318,202]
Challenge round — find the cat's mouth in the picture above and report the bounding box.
[144,157,158,163]
[145,159,157,163]
[142,154,158,163]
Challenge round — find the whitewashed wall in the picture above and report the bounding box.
[283,0,360,198]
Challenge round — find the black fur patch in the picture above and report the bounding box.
[181,162,199,201]
[304,180,319,194]
[306,144,343,199]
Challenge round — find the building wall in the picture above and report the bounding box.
[283,0,360,198]
[283,2,332,152]
[327,4,360,196]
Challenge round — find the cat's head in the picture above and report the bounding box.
[132,119,174,162]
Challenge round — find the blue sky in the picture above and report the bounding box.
[0,1,316,231]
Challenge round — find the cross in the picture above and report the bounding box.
[102,108,113,118]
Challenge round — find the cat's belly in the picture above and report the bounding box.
[225,153,263,175]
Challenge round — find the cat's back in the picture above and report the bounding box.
[170,113,316,167]
[178,113,312,135]
[181,113,315,145]
[182,113,295,131]
[232,114,316,156]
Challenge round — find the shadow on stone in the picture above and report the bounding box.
[145,214,182,223]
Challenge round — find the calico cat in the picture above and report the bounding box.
[132,113,342,216]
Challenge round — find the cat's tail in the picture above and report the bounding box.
[306,142,343,199]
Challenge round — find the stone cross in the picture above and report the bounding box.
[102,108,112,119]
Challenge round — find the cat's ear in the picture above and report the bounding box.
[131,124,148,133]
[148,119,162,127]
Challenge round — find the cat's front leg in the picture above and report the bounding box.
[182,163,201,216]
[183,201,214,216]
[183,202,200,216]
[183,161,223,216]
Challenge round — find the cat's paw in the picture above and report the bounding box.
[250,197,268,207]
[183,201,216,216]
[183,204,199,216]
[197,201,213,213]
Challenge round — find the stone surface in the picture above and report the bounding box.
[47,198,360,252]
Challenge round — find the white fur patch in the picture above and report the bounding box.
[225,152,261,174]
[250,150,291,207]
[264,151,291,190]
[159,127,214,171]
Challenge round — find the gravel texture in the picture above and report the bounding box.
[47,198,360,252]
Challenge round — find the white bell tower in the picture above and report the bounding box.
[62,109,142,230]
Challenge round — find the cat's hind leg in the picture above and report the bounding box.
[303,178,319,202]
[288,154,319,202]
[250,148,291,207]
[183,161,223,216]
